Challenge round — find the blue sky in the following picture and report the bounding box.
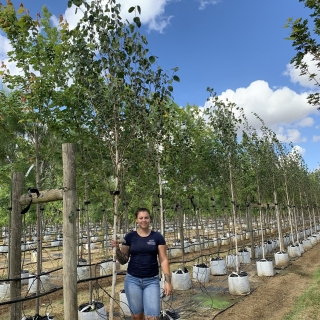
[1,0,320,170]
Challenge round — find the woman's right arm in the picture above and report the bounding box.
[111,240,130,265]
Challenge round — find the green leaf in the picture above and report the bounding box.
[68,0,72,8]
[133,17,141,28]
[125,45,133,55]
[129,24,135,32]
[173,75,180,82]
[149,56,156,63]
[137,6,141,14]
[168,86,173,92]
[72,0,83,6]
[117,72,124,78]
[128,6,135,13]
[17,6,24,14]
[141,35,148,44]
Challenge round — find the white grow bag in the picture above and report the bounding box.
[78,301,108,320]
[254,246,263,259]
[226,254,240,269]
[274,251,289,268]
[210,257,226,275]
[302,239,313,251]
[21,270,29,285]
[168,246,182,258]
[228,272,250,295]
[0,282,10,300]
[288,245,301,258]
[299,242,305,254]
[256,259,274,277]
[28,274,51,293]
[172,269,192,290]
[238,250,251,264]
[192,264,210,283]
[77,267,89,280]
[119,290,131,317]
[100,260,119,276]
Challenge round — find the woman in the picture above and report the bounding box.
[111,208,172,320]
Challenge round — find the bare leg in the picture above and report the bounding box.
[131,313,144,320]
[144,316,159,320]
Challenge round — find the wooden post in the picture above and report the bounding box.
[62,143,78,320]
[10,172,23,320]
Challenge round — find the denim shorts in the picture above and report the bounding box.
[124,273,160,317]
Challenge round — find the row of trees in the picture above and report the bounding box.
[0,0,319,230]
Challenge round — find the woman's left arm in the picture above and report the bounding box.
[158,244,172,296]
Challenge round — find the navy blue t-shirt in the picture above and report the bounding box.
[122,230,166,278]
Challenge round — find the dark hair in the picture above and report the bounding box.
[135,207,151,218]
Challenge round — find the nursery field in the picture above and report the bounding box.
[1,1,320,320]
[0,225,319,320]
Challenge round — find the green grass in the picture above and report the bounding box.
[282,266,320,320]
[192,293,232,309]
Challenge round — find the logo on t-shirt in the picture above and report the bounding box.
[147,239,156,245]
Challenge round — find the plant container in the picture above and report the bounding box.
[288,244,301,258]
[0,282,10,300]
[226,254,240,269]
[78,301,107,320]
[100,260,119,276]
[119,290,131,317]
[172,268,192,290]
[228,272,250,295]
[28,274,51,294]
[302,239,313,251]
[21,270,29,285]
[210,257,226,275]
[274,251,289,268]
[238,250,251,264]
[256,259,274,277]
[192,263,210,283]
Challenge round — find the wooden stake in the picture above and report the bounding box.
[62,143,78,320]
[10,172,23,320]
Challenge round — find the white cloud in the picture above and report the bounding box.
[54,0,173,33]
[296,117,314,127]
[118,0,173,32]
[203,80,318,144]
[214,80,316,130]
[0,33,11,57]
[291,145,306,157]
[0,33,21,76]
[313,135,320,142]
[284,53,319,89]
[198,0,220,10]
[277,127,306,143]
